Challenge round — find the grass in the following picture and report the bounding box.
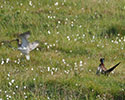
[0,0,125,99]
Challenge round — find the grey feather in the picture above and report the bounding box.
[29,41,39,51]
[17,31,39,60]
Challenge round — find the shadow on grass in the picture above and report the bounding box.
[101,25,125,38]
[24,79,125,100]
[26,80,96,100]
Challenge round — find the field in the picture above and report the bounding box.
[0,0,125,99]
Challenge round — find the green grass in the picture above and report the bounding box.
[0,0,125,99]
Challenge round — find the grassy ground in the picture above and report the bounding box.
[0,0,125,99]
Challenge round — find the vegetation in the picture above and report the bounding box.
[0,0,125,99]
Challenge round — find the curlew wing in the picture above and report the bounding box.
[28,40,39,51]
[19,31,31,47]
[19,31,31,39]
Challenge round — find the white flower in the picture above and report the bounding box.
[8,74,10,77]
[53,16,56,18]
[76,34,79,36]
[13,92,15,95]
[44,42,47,45]
[70,50,72,53]
[24,86,26,89]
[111,71,114,74]
[9,96,11,98]
[1,60,4,65]
[47,46,50,49]
[62,59,65,62]
[119,39,121,42]
[97,44,99,47]
[53,44,56,46]
[65,18,68,21]
[36,48,39,51]
[29,1,32,6]
[48,30,51,34]
[74,62,77,65]
[62,3,64,5]
[51,71,53,75]
[16,86,18,88]
[79,25,82,28]
[11,79,15,83]
[71,24,74,27]
[114,41,118,44]
[6,58,10,63]
[58,21,61,24]
[4,1,6,4]
[102,45,104,48]
[47,96,50,100]
[49,44,52,47]
[48,67,50,71]
[14,60,17,63]
[33,78,35,81]
[67,36,70,39]
[31,68,34,71]
[20,53,23,55]
[20,3,23,6]
[55,68,57,72]
[6,95,9,97]
[25,96,27,98]
[89,69,91,72]
[9,82,12,86]
[66,64,69,66]
[56,32,59,34]
[80,61,82,64]
[55,2,58,6]
[80,64,83,67]
[74,38,77,41]
[1,6,3,8]
[17,61,20,64]
[63,61,66,64]
[24,11,26,13]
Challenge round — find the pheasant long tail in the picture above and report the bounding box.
[105,62,121,74]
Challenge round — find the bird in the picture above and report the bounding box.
[15,31,39,60]
[96,58,121,75]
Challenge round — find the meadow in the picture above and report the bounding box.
[0,0,125,99]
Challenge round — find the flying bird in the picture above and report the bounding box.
[96,58,121,75]
[16,31,39,60]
